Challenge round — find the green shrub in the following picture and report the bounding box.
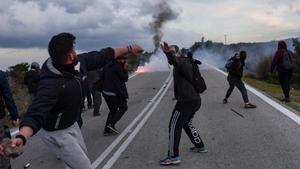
[255,56,278,84]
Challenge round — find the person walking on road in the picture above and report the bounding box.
[24,62,41,101]
[271,41,296,102]
[0,69,20,169]
[0,32,143,169]
[102,56,129,136]
[223,51,256,109]
[159,42,207,166]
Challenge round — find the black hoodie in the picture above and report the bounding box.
[166,52,200,102]
[20,48,114,135]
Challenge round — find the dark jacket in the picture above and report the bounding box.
[271,41,293,73]
[166,53,200,102]
[24,69,40,94]
[20,48,115,135]
[228,57,245,79]
[102,60,128,98]
[0,71,19,120]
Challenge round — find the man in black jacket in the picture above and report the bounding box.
[159,42,207,166]
[223,51,256,108]
[0,32,143,169]
[24,62,40,101]
[102,56,129,135]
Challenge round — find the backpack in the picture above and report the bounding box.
[225,57,235,71]
[282,50,295,69]
[190,62,207,94]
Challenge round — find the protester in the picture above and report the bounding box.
[24,62,41,101]
[0,70,20,169]
[223,51,257,109]
[159,42,207,166]
[102,56,129,135]
[87,70,103,116]
[0,32,143,169]
[271,41,295,102]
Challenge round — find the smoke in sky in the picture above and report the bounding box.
[137,50,170,72]
[193,39,295,72]
[150,0,179,53]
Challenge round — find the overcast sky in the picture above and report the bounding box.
[0,0,299,69]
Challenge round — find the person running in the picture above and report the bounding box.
[102,56,129,135]
[223,51,256,109]
[159,42,207,166]
[24,62,41,101]
[0,69,20,169]
[0,32,143,169]
[271,41,295,102]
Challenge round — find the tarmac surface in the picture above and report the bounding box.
[12,66,300,169]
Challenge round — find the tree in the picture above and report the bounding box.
[8,62,29,85]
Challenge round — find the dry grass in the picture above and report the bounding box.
[244,77,300,113]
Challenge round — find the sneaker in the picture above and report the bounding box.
[93,112,101,117]
[103,130,117,136]
[159,156,181,165]
[281,98,290,102]
[245,103,256,109]
[285,98,291,102]
[190,146,208,153]
[107,124,119,134]
[223,99,228,104]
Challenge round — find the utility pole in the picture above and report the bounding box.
[224,34,227,45]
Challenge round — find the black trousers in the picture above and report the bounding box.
[168,99,204,157]
[91,87,102,115]
[225,76,249,103]
[103,94,128,130]
[278,70,293,99]
[86,87,93,108]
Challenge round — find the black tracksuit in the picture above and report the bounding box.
[24,69,40,98]
[102,60,128,131]
[20,48,115,135]
[165,52,205,157]
[225,57,249,103]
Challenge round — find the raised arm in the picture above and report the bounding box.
[78,45,144,71]
[161,42,179,67]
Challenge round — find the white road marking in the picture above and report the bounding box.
[102,76,173,169]
[205,63,300,125]
[129,72,139,79]
[91,71,173,169]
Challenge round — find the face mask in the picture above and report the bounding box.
[71,57,79,67]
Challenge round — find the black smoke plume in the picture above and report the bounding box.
[150,1,178,53]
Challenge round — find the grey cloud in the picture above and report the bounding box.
[0,0,155,50]
[19,0,97,13]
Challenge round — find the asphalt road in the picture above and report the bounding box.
[11,66,300,169]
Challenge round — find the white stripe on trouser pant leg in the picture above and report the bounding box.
[169,110,178,157]
[169,110,180,157]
